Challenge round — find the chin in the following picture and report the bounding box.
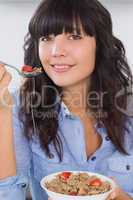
[53,80,71,87]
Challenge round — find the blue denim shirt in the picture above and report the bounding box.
[0,93,133,200]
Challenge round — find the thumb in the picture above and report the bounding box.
[108,190,117,200]
[108,177,120,199]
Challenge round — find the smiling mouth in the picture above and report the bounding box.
[51,64,75,73]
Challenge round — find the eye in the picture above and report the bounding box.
[68,34,82,40]
[40,35,54,42]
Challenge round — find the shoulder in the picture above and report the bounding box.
[124,116,133,153]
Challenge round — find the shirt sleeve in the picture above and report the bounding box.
[0,175,29,200]
[125,117,133,198]
[127,192,133,198]
[0,91,32,200]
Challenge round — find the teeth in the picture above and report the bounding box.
[54,65,70,69]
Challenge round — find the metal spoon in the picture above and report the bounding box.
[0,61,43,78]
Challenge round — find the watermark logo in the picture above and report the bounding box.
[0,85,132,119]
[115,86,133,117]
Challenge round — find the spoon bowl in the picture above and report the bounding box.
[0,61,43,78]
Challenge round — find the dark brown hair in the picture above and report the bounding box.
[19,0,133,161]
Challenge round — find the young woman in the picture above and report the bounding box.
[0,0,133,199]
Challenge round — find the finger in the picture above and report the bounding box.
[105,196,110,200]
[0,66,6,81]
[48,198,53,200]
[107,186,121,200]
[108,191,117,200]
[0,72,12,88]
[0,63,5,67]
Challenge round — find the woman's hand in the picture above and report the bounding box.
[0,63,13,110]
[106,188,133,200]
[49,189,133,200]
[106,178,133,200]
[106,186,121,200]
[0,63,16,179]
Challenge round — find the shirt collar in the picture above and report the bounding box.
[59,101,109,163]
[60,101,105,131]
[60,101,76,119]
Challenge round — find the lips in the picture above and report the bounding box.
[51,64,74,73]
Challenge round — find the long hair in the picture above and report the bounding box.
[19,0,133,161]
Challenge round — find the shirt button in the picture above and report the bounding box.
[126,165,130,170]
[91,156,96,161]
[49,153,54,159]
[105,136,110,141]
[21,183,27,188]
[97,122,103,128]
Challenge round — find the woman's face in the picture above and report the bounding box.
[39,27,96,88]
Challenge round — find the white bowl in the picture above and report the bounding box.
[40,171,117,200]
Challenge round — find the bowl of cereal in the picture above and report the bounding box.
[40,171,116,200]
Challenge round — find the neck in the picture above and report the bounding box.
[62,80,89,114]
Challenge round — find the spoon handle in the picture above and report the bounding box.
[0,61,23,76]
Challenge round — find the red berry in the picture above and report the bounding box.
[21,65,33,72]
[89,178,102,186]
[59,172,72,180]
[69,192,78,196]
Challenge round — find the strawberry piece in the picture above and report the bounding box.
[89,178,102,186]
[21,65,33,72]
[59,172,72,180]
[69,192,78,196]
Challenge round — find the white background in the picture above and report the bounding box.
[0,0,133,91]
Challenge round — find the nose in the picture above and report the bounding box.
[51,35,67,57]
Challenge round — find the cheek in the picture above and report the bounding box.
[38,45,51,70]
[74,48,96,74]
[82,45,96,72]
[38,44,44,59]
[39,44,49,61]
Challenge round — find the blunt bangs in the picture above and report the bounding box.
[29,0,96,40]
